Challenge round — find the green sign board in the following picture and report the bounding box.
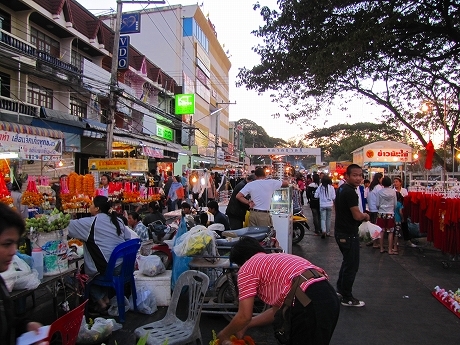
[175,94,195,115]
[156,124,174,141]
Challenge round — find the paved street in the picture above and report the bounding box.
[26,204,460,345]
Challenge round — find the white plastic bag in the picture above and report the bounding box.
[129,286,157,314]
[14,269,41,290]
[0,255,32,291]
[173,225,215,256]
[359,222,382,240]
[77,316,120,344]
[107,296,130,316]
[138,255,165,277]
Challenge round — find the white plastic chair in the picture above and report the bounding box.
[134,270,210,345]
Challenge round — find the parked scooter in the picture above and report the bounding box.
[292,210,309,244]
[147,220,178,269]
[216,226,279,251]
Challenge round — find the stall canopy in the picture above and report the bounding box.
[0,120,64,139]
[352,141,413,166]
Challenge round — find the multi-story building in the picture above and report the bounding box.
[102,4,232,172]
[0,0,188,179]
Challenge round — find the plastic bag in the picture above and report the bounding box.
[173,225,215,256]
[129,286,157,314]
[14,269,41,290]
[107,296,130,317]
[0,255,32,291]
[77,316,120,344]
[172,218,191,290]
[359,222,382,240]
[138,255,165,277]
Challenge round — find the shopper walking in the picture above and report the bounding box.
[314,176,336,238]
[226,175,255,229]
[306,174,321,235]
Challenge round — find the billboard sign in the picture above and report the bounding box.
[175,94,195,115]
[118,36,129,69]
[120,13,141,34]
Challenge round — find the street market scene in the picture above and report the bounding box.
[0,1,459,345]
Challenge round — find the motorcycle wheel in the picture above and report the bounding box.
[217,280,269,322]
[152,251,171,270]
[292,222,306,244]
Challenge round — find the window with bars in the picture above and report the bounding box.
[0,72,10,98]
[27,83,53,108]
[70,96,87,118]
[71,50,84,71]
[30,27,60,57]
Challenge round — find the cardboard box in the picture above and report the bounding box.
[134,270,172,306]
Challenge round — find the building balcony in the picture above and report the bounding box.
[0,29,36,58]
[0,95,40,117]
[37,51,81,74]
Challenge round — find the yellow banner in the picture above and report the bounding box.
[88,158,148,171]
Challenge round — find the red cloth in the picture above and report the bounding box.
[424,140,435,169]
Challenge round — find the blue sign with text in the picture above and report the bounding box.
[118,36,129,70]
[120,13,141,34]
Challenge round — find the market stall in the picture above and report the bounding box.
[352,140,412,179]
[88,158,161,213]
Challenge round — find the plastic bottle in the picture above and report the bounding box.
[32,247,44,280]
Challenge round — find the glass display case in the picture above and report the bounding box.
[270,187,293,214]
[270,187,293,253]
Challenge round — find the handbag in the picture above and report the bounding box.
[273,269,324,344]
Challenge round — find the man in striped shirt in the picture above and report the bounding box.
[217,237,340,345]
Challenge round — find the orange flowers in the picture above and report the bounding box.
[209,331,255,345]
[21,190,44,206]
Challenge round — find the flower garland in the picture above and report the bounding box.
[209,331,255,345]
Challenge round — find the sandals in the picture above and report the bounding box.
[388,250,399,255]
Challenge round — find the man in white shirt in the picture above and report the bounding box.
[236,167,289,226]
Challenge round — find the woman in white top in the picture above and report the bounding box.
[393,177,408,197]
[367,173,384,248]
[314,176,336,238]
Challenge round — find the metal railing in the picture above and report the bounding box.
[0,95,40,116]
[0,29,36,57]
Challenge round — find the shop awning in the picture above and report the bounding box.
[0,120,64,139]
[113,135,140,146]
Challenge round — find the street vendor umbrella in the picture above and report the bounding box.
[425,140,435,170]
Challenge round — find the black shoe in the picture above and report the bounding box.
[341,297,365,307]
[321,233,326,239]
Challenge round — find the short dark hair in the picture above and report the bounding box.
[346,164,362,176]
[207,200,218,210]
[229,236,266,266]
[382,176,392,187]
[128,211,142,221]
[181,202,191,209]
[254,167,266,177]
[246,174,256,182]
[0,202,25,237]
[149,201,160,212]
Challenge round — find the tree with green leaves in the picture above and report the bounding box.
[238,0,460,170]
[304,122,407,161]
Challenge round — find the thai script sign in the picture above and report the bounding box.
[0,130,62,160]
[142,146,163,159]
[175,94,195,115]
[364,149,412,162]
[245,147,321,155]
[88,158,148,171]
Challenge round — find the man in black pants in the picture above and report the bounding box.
[334,164,370,307]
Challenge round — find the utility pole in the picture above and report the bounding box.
[213,101,236,167]
[106,0,165,158]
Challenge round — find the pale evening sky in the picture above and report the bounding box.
[75,0,383,142]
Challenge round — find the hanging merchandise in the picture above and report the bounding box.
[61,172,94,213]
[425,140,435,169]
[0,173,13,207]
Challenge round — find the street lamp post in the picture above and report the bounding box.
[212,101,236,167]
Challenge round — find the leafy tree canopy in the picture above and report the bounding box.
[235,118,287,149]
[304,122,406,161]
[238,0,460,170]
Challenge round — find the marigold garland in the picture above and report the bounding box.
[209,331,255,345]
[21,190,44,206]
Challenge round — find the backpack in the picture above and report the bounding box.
[176,186,185,200]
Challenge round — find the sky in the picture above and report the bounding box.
[75,0,383,142]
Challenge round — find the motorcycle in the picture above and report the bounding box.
[147,220,178,269]
[216,226,279,251]
[292,210,309,244]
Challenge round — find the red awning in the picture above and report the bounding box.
[0,120,64,139]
